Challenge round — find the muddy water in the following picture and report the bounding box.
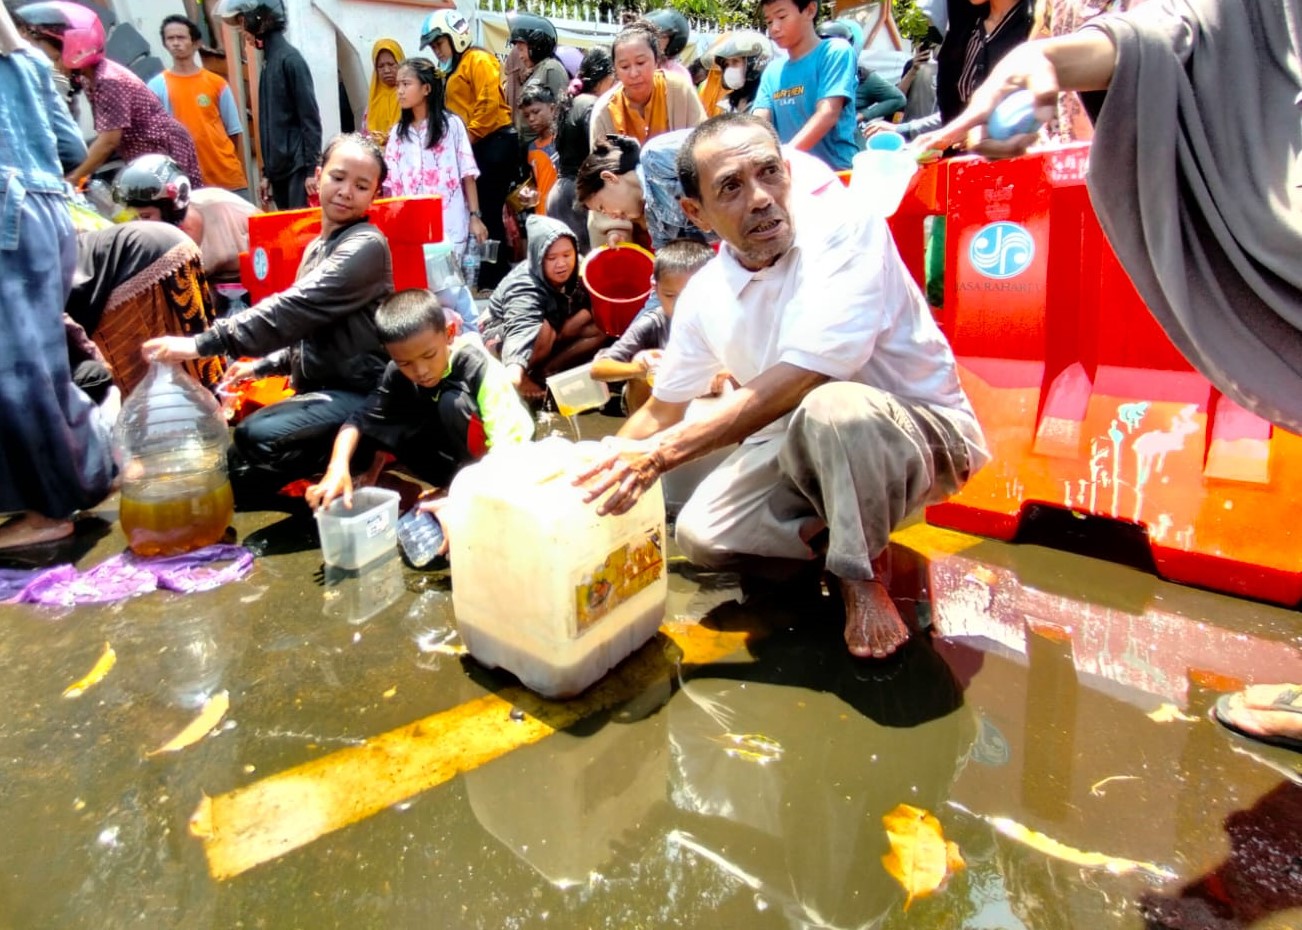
[0,492,1299,929]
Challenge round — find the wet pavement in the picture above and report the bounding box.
[2,418,1300,929]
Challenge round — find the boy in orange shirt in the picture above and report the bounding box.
[520,85,558,215]
[148,14,250,198]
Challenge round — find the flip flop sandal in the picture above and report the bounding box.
[1212,688,1302,753]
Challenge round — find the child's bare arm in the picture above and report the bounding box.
[591,357,648,383]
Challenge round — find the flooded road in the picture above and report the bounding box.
[1,444,1299,928]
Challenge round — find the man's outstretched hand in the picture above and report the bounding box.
[574,437,668,516]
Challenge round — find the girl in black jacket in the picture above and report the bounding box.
[144,133,395,499]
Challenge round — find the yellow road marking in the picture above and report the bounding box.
[891,522,982,560]
[191,622,755,880]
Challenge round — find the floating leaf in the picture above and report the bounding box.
[147,690,230,757]
[881,803,965,909]
[63,643,116,698]
[1147,703,1197,724]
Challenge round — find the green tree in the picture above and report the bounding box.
[892,0,932,43]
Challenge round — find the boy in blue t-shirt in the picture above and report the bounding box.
[753,0,859,171]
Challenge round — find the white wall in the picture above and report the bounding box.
[109,0,185,63]
[303,0,483,139]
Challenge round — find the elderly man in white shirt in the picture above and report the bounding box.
[579,113,987,659]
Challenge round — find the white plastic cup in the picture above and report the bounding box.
[866,129,906,152]
[849,145,918,218]
[481,239,501,264]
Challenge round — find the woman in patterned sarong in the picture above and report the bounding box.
[66,223,224,394]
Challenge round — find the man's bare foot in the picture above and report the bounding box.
[0,512,74,550]
[838,576,911,659]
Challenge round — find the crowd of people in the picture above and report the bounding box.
[2,0,1300,745]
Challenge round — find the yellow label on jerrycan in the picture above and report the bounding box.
[444,438,668,699]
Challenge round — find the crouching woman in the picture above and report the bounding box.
[144,133,395,498]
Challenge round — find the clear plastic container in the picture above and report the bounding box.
[314,487,400,570]
[545,363,610,418]
[444,437,667,698]
[114,362,233,556]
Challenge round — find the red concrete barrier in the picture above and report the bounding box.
[883,145,1302,605]
[240,196,444,304]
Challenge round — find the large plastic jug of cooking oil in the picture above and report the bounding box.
[444,437,667,698]
[114,362,234,556]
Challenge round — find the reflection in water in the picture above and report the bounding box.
[1021,624,1078,821]
[463,698,671,888]
[5,499,1302,929]
[153,597,229,709]
[321,551,405,625]
[924,549,1300,708]
[669,624,978,928]
[401,589,466,668]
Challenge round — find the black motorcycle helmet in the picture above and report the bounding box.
[645,8,689,59]
[507,12,557,63]
[112,154,192,224]
[213,0,285,38]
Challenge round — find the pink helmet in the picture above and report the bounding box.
[17,1,106,70]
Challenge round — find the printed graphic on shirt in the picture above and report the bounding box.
[771,86,806,102]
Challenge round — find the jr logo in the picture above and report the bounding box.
[969,221,1035,279]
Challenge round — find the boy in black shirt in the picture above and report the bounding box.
[307,289,534,510]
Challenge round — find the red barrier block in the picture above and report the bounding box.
[914,145,1302,605]
[240,196,444,304]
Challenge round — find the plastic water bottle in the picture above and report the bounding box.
[396,508,445,568]
[462,239,483,292]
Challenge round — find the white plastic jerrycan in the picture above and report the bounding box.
[443,437,668,698]
[849,130,918,218]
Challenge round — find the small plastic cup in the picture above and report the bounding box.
[866,130,906,152]
[849,146,918,218]
[481,239,501,264]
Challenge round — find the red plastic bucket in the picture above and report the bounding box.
[581,243,655,337]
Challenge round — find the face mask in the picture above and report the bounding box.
[723,65,746,90]
[436,56,453,75]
